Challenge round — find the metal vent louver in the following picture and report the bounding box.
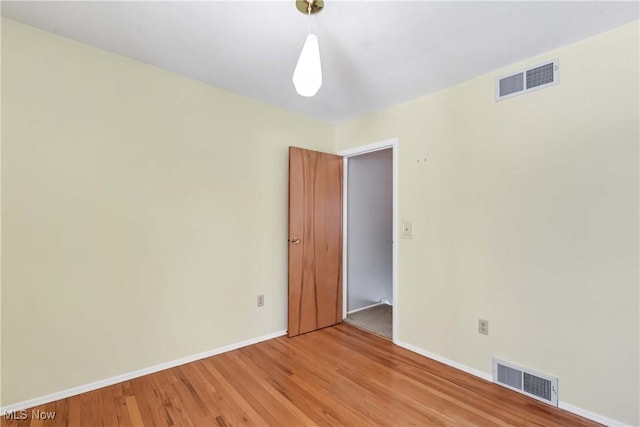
[499,73,524,97]
[493,358,558,406]
[526,63,554,89]
[497,363,522,389]
[524,372,552,402]
[496,59,559,100]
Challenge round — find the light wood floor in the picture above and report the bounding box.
[3,324,600,427]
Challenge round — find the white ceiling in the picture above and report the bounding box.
[2,1,638,124]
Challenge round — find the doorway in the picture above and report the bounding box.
[339,139,397,341]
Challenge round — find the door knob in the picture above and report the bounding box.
[290,238,301,244]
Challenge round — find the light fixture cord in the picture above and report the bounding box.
[307,2,311,35]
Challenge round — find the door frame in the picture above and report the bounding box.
[337,138,398,343]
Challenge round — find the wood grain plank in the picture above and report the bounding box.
[67,395,81,426]
[200,358,268,426]
[52,398,69,427]
[124,396,144,427]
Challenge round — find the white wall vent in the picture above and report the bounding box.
[495,59,559,100]
[492,358,558,406]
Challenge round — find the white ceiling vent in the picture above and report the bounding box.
[493,358,558,406]
[496,59,559,100]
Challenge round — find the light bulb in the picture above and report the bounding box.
[293,34,322,97]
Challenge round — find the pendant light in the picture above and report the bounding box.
[293,0,324,97]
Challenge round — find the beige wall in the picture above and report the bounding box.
[336,22,639,425]
[1,19,333,406]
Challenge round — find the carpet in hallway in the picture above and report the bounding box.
[344,304,392,339]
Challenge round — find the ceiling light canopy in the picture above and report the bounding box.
[293,0,324,97]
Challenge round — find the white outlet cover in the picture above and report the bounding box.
[401,220,413,239]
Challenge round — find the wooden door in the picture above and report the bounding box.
[288,147,343,337]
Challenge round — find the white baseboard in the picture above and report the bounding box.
[0,329,287,414]
[558,402,630,427]
[395,340,628,427]
[395,340,492,382]
[346,302,384,315]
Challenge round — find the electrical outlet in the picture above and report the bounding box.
[478,319,489,335]
[257,294,264,307]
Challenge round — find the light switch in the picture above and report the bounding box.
[401,220,413,239]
